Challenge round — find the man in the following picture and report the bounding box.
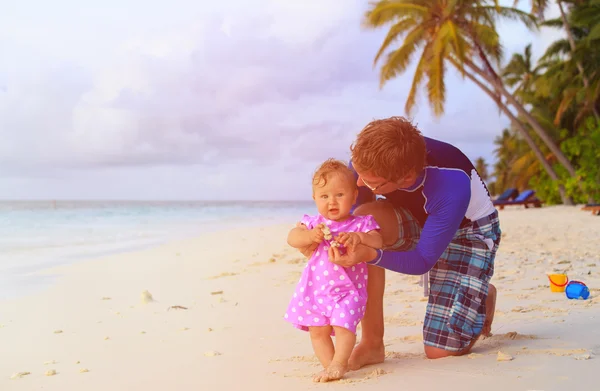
[320,116,501,367]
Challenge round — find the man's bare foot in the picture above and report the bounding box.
[347,342,385,370]
[482,284,497,337]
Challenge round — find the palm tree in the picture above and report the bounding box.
[513,0,600,120]
[363,0,576,203]
[474,157,489,182]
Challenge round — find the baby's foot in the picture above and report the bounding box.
[312,369,330,383]
[325,361,348,381]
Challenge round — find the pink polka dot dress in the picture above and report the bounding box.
[284,214,380,335]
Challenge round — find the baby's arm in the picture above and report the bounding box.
[356,230,383,249]
[287,223,324,249]
[336,229,383,252]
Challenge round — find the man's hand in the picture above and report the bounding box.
[336,232,361,252]
[328,243,377,268]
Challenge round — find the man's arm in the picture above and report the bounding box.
[370,171,471,275]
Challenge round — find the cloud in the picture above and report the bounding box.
[0,0,385,172]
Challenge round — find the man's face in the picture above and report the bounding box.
[355,168,417,194]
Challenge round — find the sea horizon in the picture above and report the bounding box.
[0,199,316,300]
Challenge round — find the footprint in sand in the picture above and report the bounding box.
[45,370,57,376]
[497,351,514,361]
[140,290,154,304]
[10,372,31,379]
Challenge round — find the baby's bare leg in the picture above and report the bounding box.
[323,326,356,381]
[309,326,334,382]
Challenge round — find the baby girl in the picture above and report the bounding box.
[284,158,383,382]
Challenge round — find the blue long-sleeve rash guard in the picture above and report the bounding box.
[349,137,495,275]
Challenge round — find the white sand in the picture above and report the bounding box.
[1,206,599,390]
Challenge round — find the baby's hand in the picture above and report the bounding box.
[336,232,361,252]
[308,224,325,244]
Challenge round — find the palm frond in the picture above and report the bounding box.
[378,25,426,87]
[373,17,419,65]
[364,1,428,28]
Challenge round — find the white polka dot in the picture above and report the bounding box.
[345,322,349,328]
[318,298,323,304]
[319,260,324,266]
[324,246,329,251]
[357,223,361,228]
[298,316,303,321]
[313,305,317,310]
[332,318,336,323]
[340,312,345,318]
[316,276,320,281]
[354,297,359,302]
[335,303,340,309]
[327,305,332,311]
[311,266,316,271]
[354,320,357,326]
[355,275,359,280]
[350,290,355,294]
[358,283,362,289]
[350,309,355,315]
[298,301,303,307]
[300,287,304,292]
[352,266,356,271]
[358,307,361,313]
[362,306,366,311]
[306,309,311,314]
[329,280,334,286]
[324,270,329,276]
[316,251,320,256]
[335,288,340,292]
[284,313,288,318]
[292,308,296,312]
[293,293,297,297]
[313,317,320,322]
[308,281,313,286]
[340,275,345,280]
[345,300,350,305]
[360,268,364,273]
[305,297,310,302]
[333,265,339,271]
[364,275,368,280]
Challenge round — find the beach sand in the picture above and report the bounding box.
[2,206,599,390]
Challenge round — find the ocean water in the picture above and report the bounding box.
[0,200,315,300]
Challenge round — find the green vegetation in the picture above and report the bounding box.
[363,0,600,204]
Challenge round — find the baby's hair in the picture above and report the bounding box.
[312,158,357,189]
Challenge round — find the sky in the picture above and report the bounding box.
[0,0,565,201]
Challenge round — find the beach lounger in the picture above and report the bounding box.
[492,188,519,206]
[582,203,600,215]
[495,189,543,210]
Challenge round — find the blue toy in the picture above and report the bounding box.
[565,280,590,300]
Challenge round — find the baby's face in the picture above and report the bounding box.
[312,173,357,222]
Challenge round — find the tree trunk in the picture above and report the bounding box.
[462,58,578,178]
[456,63,573,205]
[558,1,600,120]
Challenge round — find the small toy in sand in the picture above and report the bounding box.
[565,280,590,300]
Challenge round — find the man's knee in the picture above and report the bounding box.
[353,201,399,247]
[423,342,475,359]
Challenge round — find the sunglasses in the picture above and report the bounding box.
[361,177,389,192]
